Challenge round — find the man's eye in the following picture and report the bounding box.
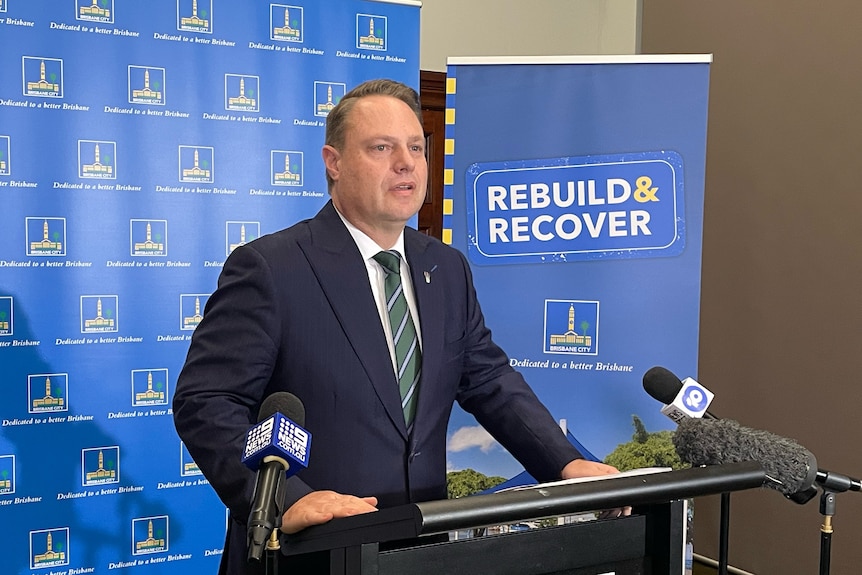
[374,145,388,151]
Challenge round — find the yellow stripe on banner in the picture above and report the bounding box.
[445,108,455,125]
[444,139,454,155]
[444,169,454,186]
[442,228,452,245]
[446,77,456,94]
[443,198,453,216]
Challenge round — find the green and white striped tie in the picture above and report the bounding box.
[373,250,421,429]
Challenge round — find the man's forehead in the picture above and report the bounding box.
[345,96,423,139]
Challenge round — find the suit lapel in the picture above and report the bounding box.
[299,203,407,439]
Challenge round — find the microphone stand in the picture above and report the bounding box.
[819,490,835,575]
[266,528,281,575]
[718,492,730,575]
[815,469,860,575]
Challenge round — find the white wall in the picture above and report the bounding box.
[419,0,641,71]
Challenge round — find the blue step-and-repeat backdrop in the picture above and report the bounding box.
[0,1,419,572]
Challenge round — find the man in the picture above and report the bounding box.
[173,79,620,575]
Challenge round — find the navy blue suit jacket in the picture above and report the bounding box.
[173,202,581,574]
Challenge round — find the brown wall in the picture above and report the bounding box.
[641,1,862,572]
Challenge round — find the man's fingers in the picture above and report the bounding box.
[282,491,378,534]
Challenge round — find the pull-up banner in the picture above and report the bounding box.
[0,1,419,573]
[444,56,711,479]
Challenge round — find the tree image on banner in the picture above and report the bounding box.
[604,416,686,472]
[447,468,506,499]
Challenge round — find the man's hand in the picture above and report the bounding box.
[561,459,631,517]
[281,491,378,534]
[561,459,620,479]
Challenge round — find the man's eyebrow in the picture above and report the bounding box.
[361,134,424,144]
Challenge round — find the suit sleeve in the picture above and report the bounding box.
[451,251,584,482]
[172,244,313,525]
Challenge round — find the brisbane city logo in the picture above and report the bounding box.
[177,0,212,33]
[314,82,345,117]
[128,66,165,106]
[0,135,10,176]
[131,219,167,257]
[227,221,260,256]
[77,0,114,24]
[271,4,303,43]
[132,515,169,555]
[225,74,259,112]
[543,299,599,355]
[23,56,63,98]
[356,13,386,51]
[271,150,303,187]
[30,528,70,569]
[28,373,68,414]
[0,455,14,496]
[0,296,13,336]
[26,217,66,257]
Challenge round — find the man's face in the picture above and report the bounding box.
[324,95,427,245]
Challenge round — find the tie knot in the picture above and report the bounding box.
[373,250,402,275]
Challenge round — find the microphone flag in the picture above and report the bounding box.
[660,377,714,423]
[242,412,311,474]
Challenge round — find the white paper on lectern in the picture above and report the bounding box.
[495,467,673,493]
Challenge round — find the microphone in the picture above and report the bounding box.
[646,367,862,500]
[643,366,716,422]
[242,392,311,563]
[673,417,818,497]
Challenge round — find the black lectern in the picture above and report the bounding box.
[282,462,765,575]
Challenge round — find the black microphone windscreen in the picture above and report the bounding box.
[257,392,305,426]
[673,418,817,497]
[643,366,683,404]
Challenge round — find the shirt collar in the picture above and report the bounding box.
[334,207,407,263]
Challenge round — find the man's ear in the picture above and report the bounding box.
[321,145,341,182]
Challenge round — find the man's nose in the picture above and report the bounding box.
[392,145,416,171]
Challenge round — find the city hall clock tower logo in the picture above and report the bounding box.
[314,82,345,117]
[0,455,14,495]
[128,66,165,106]
[78,140,116,179]
[26,217,66,256]
[133,516,169,555]
[180,294,209,330]
[131,369,169,407]
[0,296,13,336]
[225,74,259,112]
[30,528,70,569]
[180,442,202,477]
[544,299,599,356]
[81,295,118,333]
[227,221,259,256]
[271,150,303,186]
[0,135,10,175]
[131,219,167,257]
[82,446,120,486]
[28,373,68,414]
[271,4,303,42]
[356,13,386,51]
[77,0,113,24]
[178,146,214,183]
[23,57,63,98]
[178,0,212,33]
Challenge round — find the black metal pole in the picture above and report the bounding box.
[819,491,836,575]
[266,528,280,575]
[718,492,730,575]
